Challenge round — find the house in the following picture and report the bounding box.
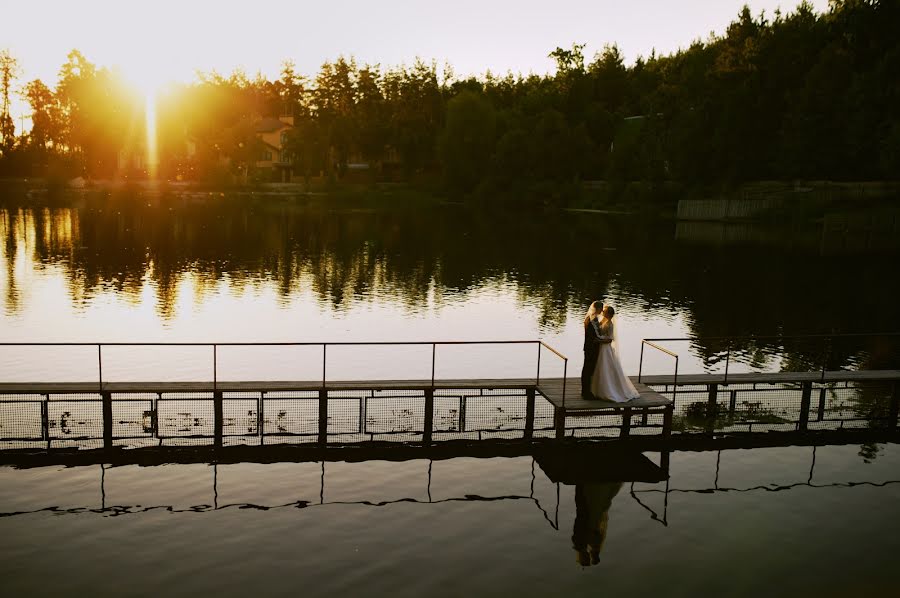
[254,115,294,182]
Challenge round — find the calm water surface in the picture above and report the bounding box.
[2,197,899,381]
[2,443,900,597]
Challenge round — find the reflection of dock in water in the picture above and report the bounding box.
[4,436,897,541]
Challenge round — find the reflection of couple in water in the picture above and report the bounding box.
[571,481,623,566]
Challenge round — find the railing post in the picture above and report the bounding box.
[554,407,565,440]
[672,356,679,408]
[423,387,434,444]
[213,344,217,391]
[431,343,436,387]
[707,384,718,414]
[41,394,49,445]
[817,387,827,421]
[322,344,327,387]
[724,347,730,386]
[638,342,645,383]
[257,392,265,445]
[620,407,632,438]
[889,382,899,428]
[213,390,223,448]
[799,381,812,431]
[562,358,567,409]
[97,344,103,392]
[662,405,673,440]
[536,343,541,385]
[318,389,328,444]
[102,390,113,450]
[459,396,467,432]
[524,387,536,440]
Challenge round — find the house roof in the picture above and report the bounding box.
[254,117,291,133]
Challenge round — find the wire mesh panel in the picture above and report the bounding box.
[565,413,624,439]
[48,394,103,440]
[223,394,260,437]
[533,396,556,438]
[365,393,425,435]
[809,382,894,430]
[648,383,795,434]
[326,391,362,438]
[463,393,527,433]
[433,388,481,434]
[714,385,802,433]
[0,395,43,440]
[157,393,214,438]
[262,392,319,438]
[630,411,667,435]
[111,393,155,441]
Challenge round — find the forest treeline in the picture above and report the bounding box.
[0,0,897,205]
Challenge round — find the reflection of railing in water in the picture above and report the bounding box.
[631,445,900,510]
[0,457,562,530]
[5,443,896,545]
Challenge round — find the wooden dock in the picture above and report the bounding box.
[3,368,899,452]
[0,376,674,449]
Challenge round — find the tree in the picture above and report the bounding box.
[438,90,496,192]
[22,79,62,151]
[0,49,20,152]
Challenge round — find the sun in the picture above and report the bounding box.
[122,65,169,180]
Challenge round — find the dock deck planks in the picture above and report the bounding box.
[535,378,672,412]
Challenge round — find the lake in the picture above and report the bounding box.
[1,195,899,596]
[2,196,899,381]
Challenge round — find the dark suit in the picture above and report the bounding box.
[581,319,601,397]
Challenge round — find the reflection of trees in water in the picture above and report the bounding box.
[1,200,899,368]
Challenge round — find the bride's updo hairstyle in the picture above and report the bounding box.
[603,305,615,319]
[584,300,603,325]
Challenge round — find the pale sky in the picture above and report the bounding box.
[5,0,829,125]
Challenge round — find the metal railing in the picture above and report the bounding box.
[638,341,679,405]
[0,340,568,395]
[639,332,900,385]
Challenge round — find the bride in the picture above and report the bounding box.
[589,305,641,402]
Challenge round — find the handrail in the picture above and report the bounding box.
[537,341,569,406]
[641,332,900,342]
[0,340,569,397]
[638,341,679,406]
[640,332,900,385]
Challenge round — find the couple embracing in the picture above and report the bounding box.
[580,300,641,402]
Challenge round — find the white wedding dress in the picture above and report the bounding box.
[590,320,641,402]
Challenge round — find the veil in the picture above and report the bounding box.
[608,319,620,355]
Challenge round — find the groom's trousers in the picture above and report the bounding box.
[581,345,599,396]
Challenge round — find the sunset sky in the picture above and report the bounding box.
[6,0,828,126]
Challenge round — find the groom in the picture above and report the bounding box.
[581,299,609,399]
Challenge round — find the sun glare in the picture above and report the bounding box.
[144,92,158,180]
[124,65,167,181]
